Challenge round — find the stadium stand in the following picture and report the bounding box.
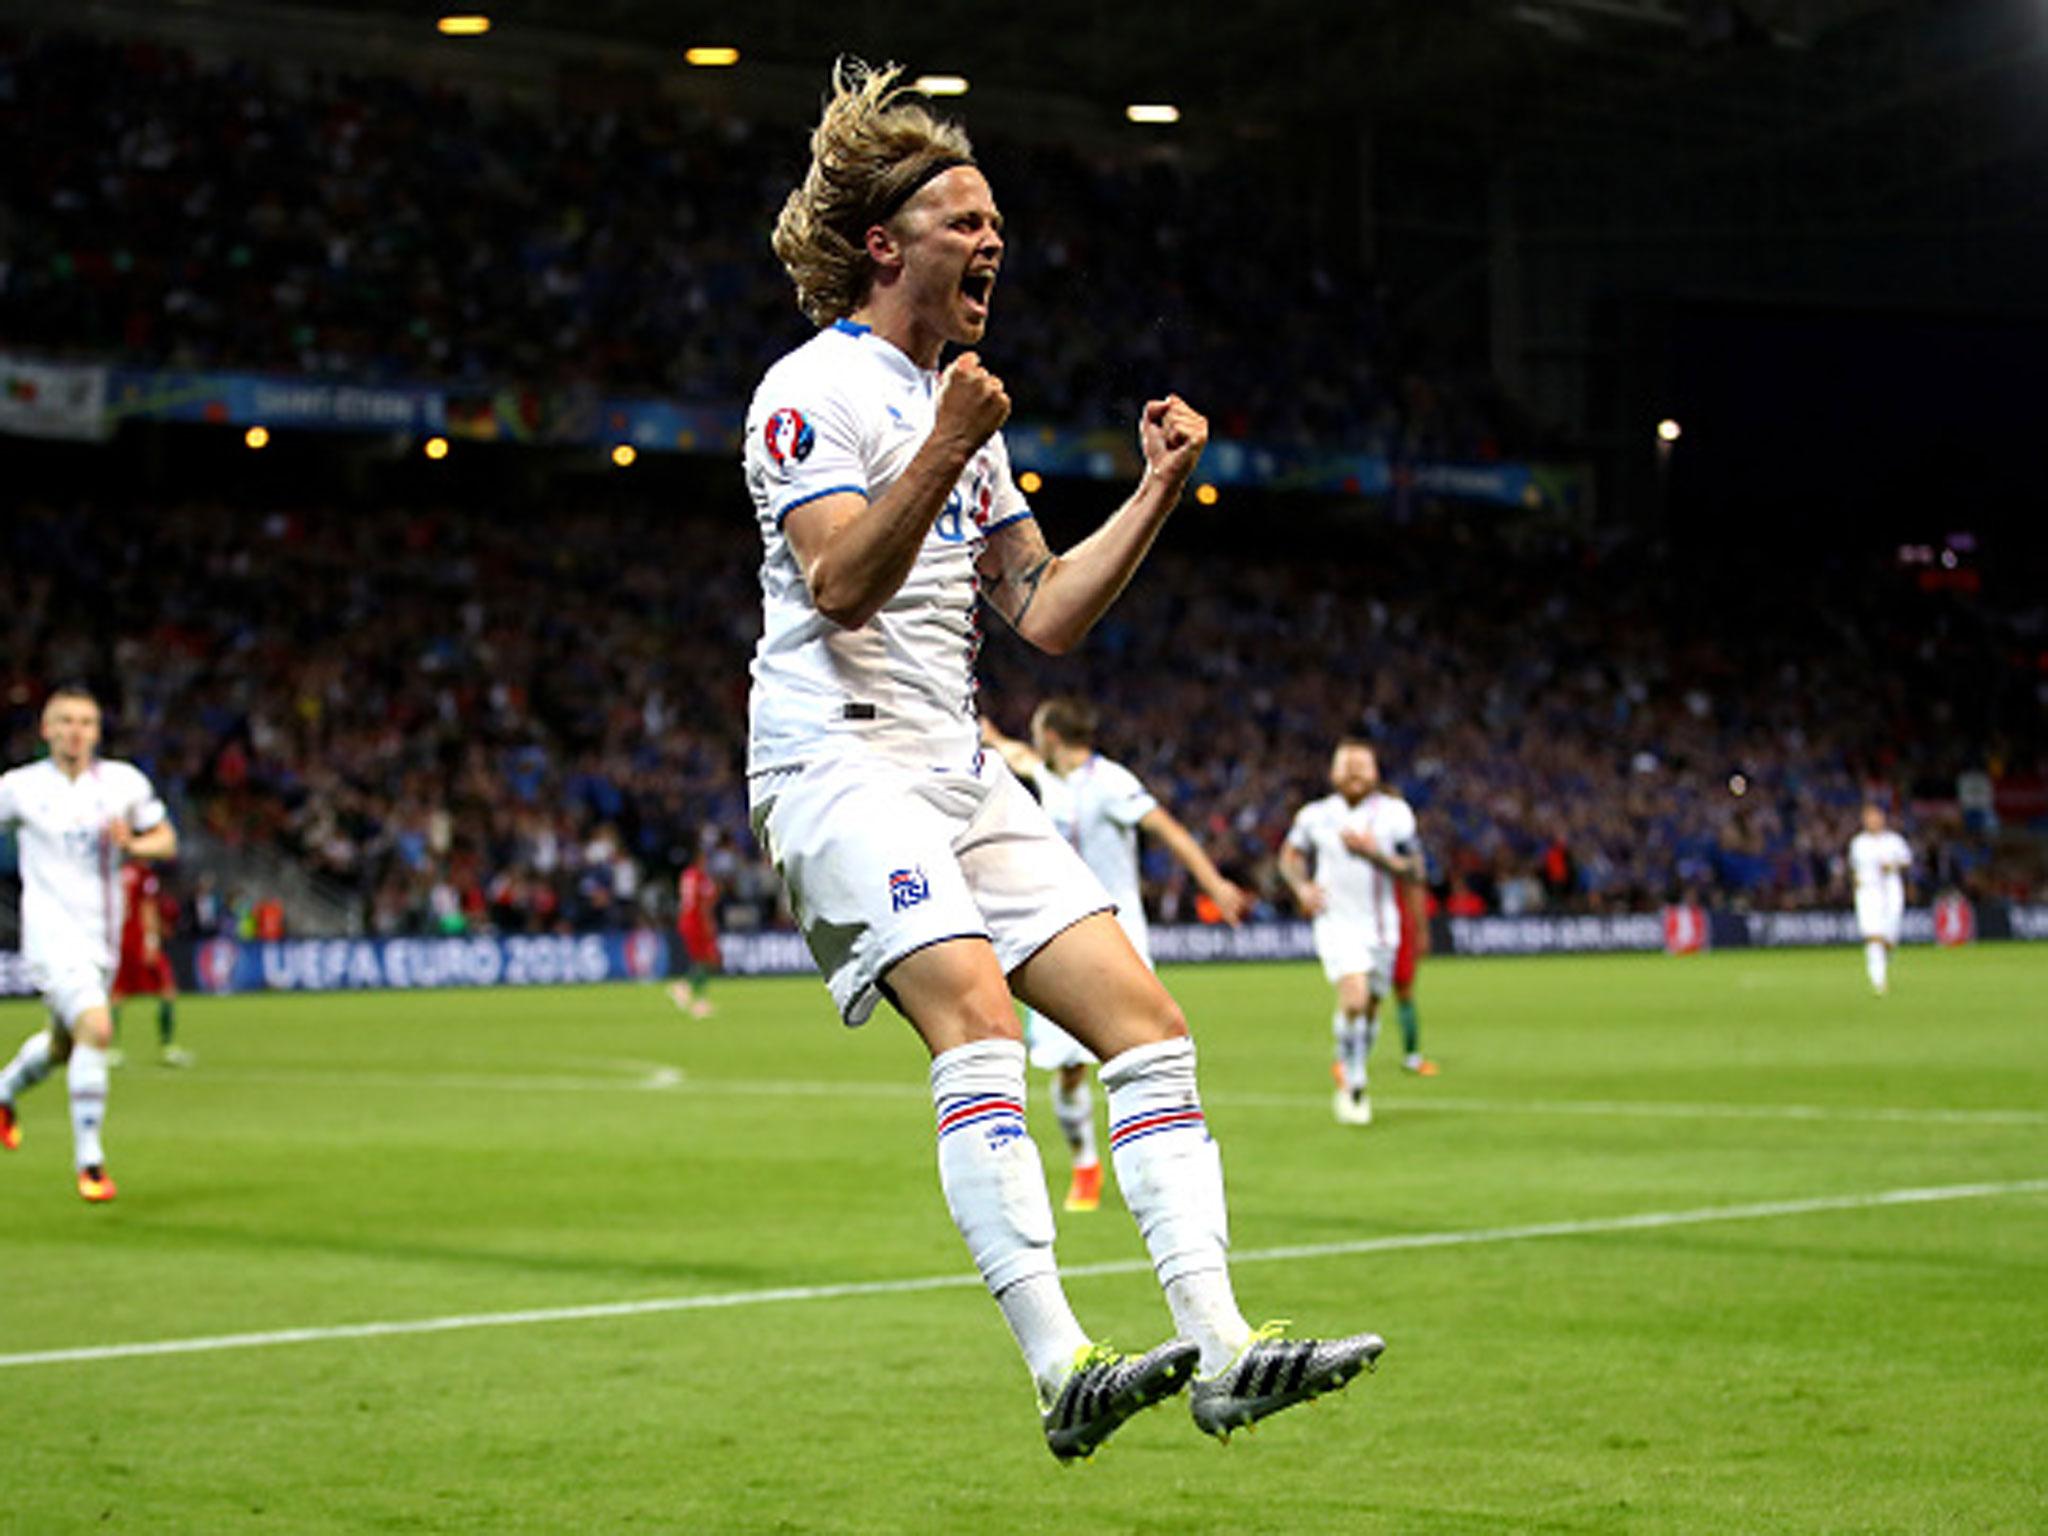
[4,488,2040,937]
[0,28,1506,456]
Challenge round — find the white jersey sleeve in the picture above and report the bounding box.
[750,380,868,526]
[1380,796,1419,861]
[1088,758,1157,830]
[978,430,1032,535]
[109,761,168,834]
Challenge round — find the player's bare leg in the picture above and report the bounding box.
[1015,914,1384,1438]
[888,935,1193,1458]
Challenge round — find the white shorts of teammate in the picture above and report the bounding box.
[1312,916,1397,997]
[754,752,1113,1028]
[29,954,113,1032]
[1024,907,1152,1071]
[1855,889,1904,946]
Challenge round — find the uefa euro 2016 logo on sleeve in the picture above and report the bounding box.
[889,867,931,912]
[763,407,814,466]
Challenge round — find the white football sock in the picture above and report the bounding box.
[0,1028,55,1103]
[1049,1073,1098,1167]
[1336,1012,1369,1092]
[1101,1036,1252,1373]
[931,1040,1088,1396]
[1865,941,1888,991]
[68,1042,109,1170]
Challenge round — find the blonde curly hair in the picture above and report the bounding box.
[772,59,977,327]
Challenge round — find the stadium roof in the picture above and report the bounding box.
[20,0,1937,149]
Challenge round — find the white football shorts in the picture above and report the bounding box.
[30,955,113,1031]
[1855,889,1903,945]
[1024,906,1152,1071]
[754,752,1113,1027]
[1312,915,1397,994]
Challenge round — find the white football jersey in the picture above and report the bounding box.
[0,757,168,970]
[1286,790,1418,945]
[744,320,1032,780]
[1029,753,1157,943]
[1848,830,1911,899]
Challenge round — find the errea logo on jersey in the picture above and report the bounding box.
[888,867,931,912]
[763,408,815,466]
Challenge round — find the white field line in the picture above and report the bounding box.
[4,1177,2043,1372]
[186,1066,2048,1128]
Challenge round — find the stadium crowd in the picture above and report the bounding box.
[0,27,1506,459]
[4,490,2039,938]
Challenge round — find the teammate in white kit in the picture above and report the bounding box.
[983,698,1251,1214]
[745,61,1381,1459]
[1847,804,1912,995]
[1279,741,1422,1126]
[0,687,178,1201]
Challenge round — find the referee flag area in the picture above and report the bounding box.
[4,948,2043,1532]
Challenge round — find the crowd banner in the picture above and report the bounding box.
[4,906,2040,999]
[62,359,1591,513]
[0,353,112,441]
[106,368,447,434]
[175,931,669,995]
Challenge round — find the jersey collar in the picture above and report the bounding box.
[832,317,939,385]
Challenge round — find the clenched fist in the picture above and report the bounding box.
[933,351,1010,454]
[1139,394,1209,492]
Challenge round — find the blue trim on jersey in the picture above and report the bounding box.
[774,483,868,526]
[982,508,1034,535]
[832,319,872,336]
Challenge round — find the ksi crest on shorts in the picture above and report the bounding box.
[888,866,931,912]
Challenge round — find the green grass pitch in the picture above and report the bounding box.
[3,946,2045,1533]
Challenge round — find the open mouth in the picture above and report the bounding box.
[960,269,996,315]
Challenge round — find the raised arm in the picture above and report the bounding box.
[978,395,1208,654]
[1139,805,1250,925]
[786,354,1010,630]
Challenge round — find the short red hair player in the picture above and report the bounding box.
[112,859,192,1067]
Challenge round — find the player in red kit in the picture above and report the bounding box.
[1392,873,1437,1076]
[669,841,721,1019]
[112,861,192,1067]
